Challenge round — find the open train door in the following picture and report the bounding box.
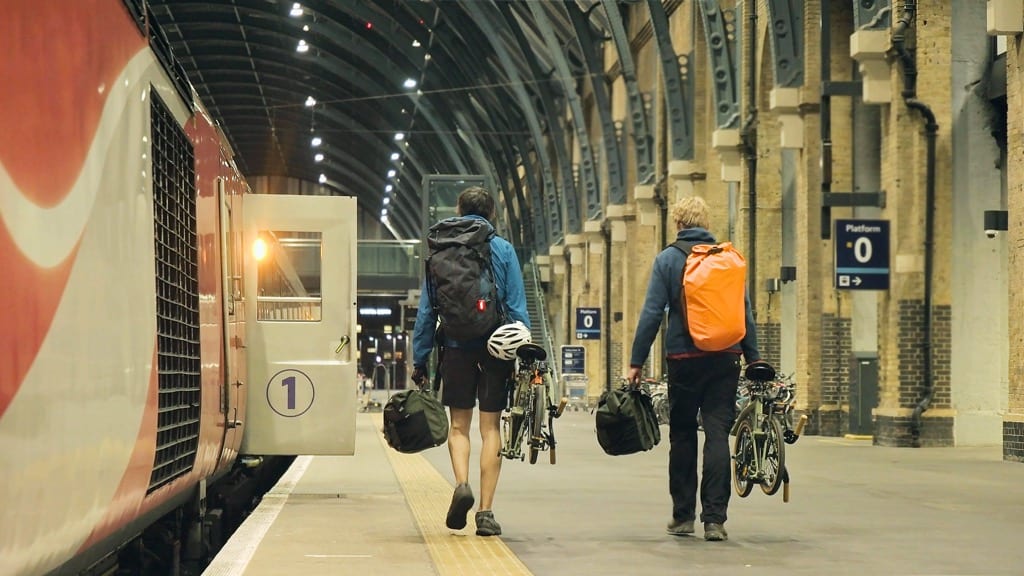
[240,194,358,455]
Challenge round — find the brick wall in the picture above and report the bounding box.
[818,314,851,436]
[755,322,780,368]
[1004,422,1024,462]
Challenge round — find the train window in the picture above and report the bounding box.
[255,231,323,322]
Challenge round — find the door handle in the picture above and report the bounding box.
[335,335,350,354]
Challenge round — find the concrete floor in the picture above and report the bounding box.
[213,411,1024,576]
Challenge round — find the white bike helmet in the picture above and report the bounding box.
[487,321,532,360]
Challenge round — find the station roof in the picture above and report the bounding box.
[146,0,607,240]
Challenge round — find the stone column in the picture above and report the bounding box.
[1004,24,1024,461]
[606,204,634,382]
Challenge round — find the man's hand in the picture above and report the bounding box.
[626,366,643,388]
[411,365,427,387]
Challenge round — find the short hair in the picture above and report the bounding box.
[671,196,711,230]
[456,186,495,220]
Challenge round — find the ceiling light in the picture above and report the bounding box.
[311,136,322,147]
[394,132,405,141]
[314,153,324,162]
[403,78,417,89]
[366,21,373,30]
[412,40,421,47]
[385,184,393,192]
[302,24,309,31]
[387,169,397,178]
[290,3,303,17]
[296,39,309,53]
[304,95,316,107]
[381,209,388,216]
[318,173,327,184]
[390,152,400,161]
[383,197,390,205]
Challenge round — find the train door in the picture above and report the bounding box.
[216,178,243,463]
[239,194,358,455]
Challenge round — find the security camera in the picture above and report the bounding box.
[985,229,999,239]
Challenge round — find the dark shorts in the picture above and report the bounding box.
[440,347,513,412]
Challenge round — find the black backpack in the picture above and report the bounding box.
[595,386,662,456]
[425,218,503,341]
[382,381,449,454]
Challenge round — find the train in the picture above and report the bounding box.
[1,2,359,574]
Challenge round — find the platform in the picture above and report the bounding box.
[204,412,1024,576]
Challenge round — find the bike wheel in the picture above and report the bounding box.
[732,419,755,497]
[759,417,786,496]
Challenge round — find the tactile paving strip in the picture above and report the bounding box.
[375,415,533,576]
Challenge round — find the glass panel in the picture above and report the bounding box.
[256,231,322,322]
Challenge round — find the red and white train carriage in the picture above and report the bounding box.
[1,2,358,574]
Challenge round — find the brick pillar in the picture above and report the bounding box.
[627,185,664,381]
[606,204,634,384]
[547,244,568,358]
[791,0,824,434]
[875,0,955,447]
[582,221,606,398]
[1005,32,1024,461]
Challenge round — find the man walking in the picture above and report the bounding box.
[411,186,530,537]
[627,196,762,542]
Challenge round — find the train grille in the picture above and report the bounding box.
[148,89,201,494]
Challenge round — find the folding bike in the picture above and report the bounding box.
[499,343,568,464]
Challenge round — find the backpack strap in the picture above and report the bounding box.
[669,239,701,256]
[668,240,702,323]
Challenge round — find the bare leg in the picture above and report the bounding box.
[477,410,503,510]
[448,408,473,484]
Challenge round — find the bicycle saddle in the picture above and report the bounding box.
[744,361,776,382]
[515,342,547,363]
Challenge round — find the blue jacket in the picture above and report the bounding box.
[629,227,761,367]
[412,215,530,367]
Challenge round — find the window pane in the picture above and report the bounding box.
[255,231,322,322]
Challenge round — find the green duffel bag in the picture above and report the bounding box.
[383,387,449,454]
[595,385,661,456]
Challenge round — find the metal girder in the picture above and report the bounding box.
[696,0,741,129]
[766,0,805,88]
[522,2,600,221]
[645,0,694,160]
[459,1,565,242]
[854,0,892,30]
[601,0,655,184]
[566,2,626,206]
[514,132,551,251]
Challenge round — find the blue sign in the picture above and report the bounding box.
[575,308,601,340]
[561,346,586,375]
[266,369,315,417]
[834,219,890,290]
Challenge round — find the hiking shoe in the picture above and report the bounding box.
[703,523,728,542]
[475,510,502,536]
[445,483,475,530]
[666,519,695,536]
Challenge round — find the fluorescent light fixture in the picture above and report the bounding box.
[403,78,417,89]
[290,3,303,17]
[318,173,327,184]
[314,153,324,162]
[390,152,400,161]
[394,132,405,141]
[387,169,397,178]
[304,95,316,107]
[311,136,322,146]
[359,307,393,316]
[385,184,393,192]
[296,39,309,53]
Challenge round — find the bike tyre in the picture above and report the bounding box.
[759,417,786,496]
[732,420,755,498]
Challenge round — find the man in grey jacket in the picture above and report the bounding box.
[627,196,761,542]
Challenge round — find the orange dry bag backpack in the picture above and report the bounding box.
[670,241,747,351]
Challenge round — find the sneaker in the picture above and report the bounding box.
[666,519,695,536]
[445,483,475,530]
[475,510,502,536]
[703,523,728,542]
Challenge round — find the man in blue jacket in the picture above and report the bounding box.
[627,196,761,542]
[411,186,530,537]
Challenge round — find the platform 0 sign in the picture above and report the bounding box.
[575,307,601,340]
[561,345,586,375]
[834,219,890,290]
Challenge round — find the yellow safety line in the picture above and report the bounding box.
[374,415,533,576]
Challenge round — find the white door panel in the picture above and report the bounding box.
[240,194,357,455]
